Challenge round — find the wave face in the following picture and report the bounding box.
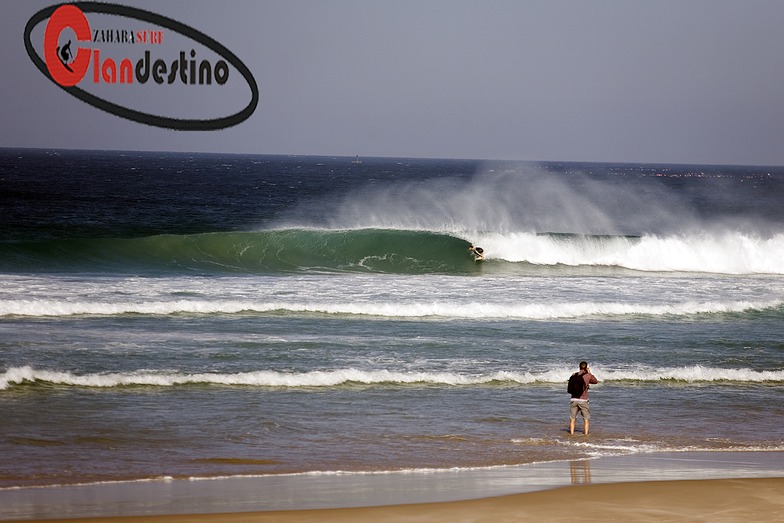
[3,228,784,275]
[0,229,476,275]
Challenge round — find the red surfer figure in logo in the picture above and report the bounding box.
[44,4,92,86]
[57,40,74,72]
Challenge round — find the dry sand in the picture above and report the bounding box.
[14,477,784,523]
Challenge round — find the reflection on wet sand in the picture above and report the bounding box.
[570,460,592,484]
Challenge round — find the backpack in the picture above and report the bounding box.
[567,372,586,397]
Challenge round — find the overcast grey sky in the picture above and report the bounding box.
[4,0,784,165]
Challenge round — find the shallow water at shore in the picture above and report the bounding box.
[1,451,782,520]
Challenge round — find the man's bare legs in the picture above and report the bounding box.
[569,418,589,435]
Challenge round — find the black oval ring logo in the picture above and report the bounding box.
[24,2,259,131]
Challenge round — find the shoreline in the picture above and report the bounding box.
[2,451,783,521]
[123,478,784,523]
[6,479,784,523]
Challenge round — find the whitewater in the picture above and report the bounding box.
[3,364,783,391]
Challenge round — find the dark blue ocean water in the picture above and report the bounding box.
[1,149,783,489]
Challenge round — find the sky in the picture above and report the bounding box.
[3,0,784,165]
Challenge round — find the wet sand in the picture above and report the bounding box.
[2,452,783,522]
[7,478,783,523]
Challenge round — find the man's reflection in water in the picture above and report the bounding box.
[570,460,592,484]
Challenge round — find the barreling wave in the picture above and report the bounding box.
[2,228,784,275]
[0,228,476,275]
[3,365,783,391]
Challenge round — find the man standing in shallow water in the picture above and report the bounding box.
[569,361,598,435]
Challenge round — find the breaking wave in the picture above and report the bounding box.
[1,228,783,275]
[1,297,781,319]
[2,365,782,391]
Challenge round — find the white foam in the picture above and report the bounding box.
[2,364,782,391]
[599,365,784,383]
[473,231,784,274]
[0,297,779,319]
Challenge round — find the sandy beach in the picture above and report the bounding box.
[9,477,783,523]
[248,478,784,523]
[2,452,783,522]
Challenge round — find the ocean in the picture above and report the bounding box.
[1,149,783,491]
